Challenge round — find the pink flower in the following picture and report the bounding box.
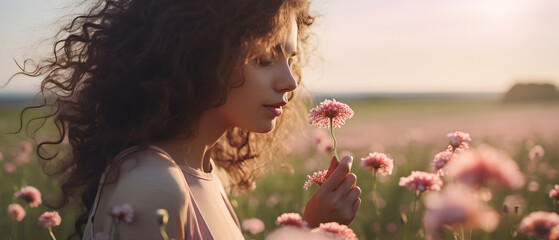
[15,153,30,165]
[19,141,32,154]
[267,226,338,240]
[93,232,110,240]
[308,99,354,128]
[432,150,455,172]
[4,163,16,174]
[242,218,265,235]
[423,184,499,236]
[14,186,42,207]
[311,130,333,152]
[550,185,559,203]
[399,171,443,195]
[303,170,328,190]
[360,152,394,176]
[38,211,61,228]
[7,203,26,221]
[447,147,525,190]
[110,203,134,223]
[518,211,559,240]
[317,139,334,153]
[447,131,471,151]
[313,222,357,240]
[276,213,307,228]
[266,194,282,207]
[529,145,545,161]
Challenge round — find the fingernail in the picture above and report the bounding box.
[348,155,353,168]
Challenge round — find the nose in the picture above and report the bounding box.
[275,61,298,93]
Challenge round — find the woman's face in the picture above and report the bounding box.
[213,15,299,133]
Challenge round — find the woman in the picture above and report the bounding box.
[16,0,361,238]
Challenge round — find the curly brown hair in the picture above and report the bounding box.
[13,0,315,237]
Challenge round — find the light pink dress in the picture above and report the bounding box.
[83,146,245,240]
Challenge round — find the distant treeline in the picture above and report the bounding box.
[502,82,559,102]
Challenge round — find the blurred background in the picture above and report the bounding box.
[1,0,559,239]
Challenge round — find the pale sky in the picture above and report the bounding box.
[2,0,559,95]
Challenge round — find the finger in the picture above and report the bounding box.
[335,173,357,194]
[325,156,337,179]
[352,197,361,214]
[321,155,353,191]
[346,186,361,202]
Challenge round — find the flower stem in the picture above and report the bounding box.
[160,225,169,240]
[407,193,420,239]
[410,194,418,228]
[372,172,380,219]
[48,227,57,240]
[329,118,339,165]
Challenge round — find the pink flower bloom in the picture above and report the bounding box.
[313,222,357,240]
[423,185,499,236]
[110,203,134,223]
[7,203,26,221]
[303,170,328,190]
[308,99,354,128]
[550,185,559,203]
[242,218,265,235]
[447,147,525,190]
[529,145,545,161]
[360,152,394,176]
[4,163,16,174]
[14,186,42,207]
[93,232,110,240]
[19,141,32,154]
[518,211,559,240]
[15,153,30,165]
[266,194,282,207]
[502,194,526,216]
[38,211,61,228]
[432,150,455,172]
[399,171,443,195]
[267,226,339,240]
[276,213,307,228]
[317,139,334,153]
[447,131,471,151]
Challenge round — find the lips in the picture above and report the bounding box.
[264,101,287,117]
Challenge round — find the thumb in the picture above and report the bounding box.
[325,156,337,179]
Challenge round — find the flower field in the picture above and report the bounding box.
[1,97,558,239]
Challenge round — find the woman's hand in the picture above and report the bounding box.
[303,155,362,228]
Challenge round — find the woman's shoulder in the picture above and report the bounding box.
[100,149,190,238]
[107,149,189,209]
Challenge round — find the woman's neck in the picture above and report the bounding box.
[155,111,229,172]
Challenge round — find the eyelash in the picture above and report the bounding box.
[255,56,295,67]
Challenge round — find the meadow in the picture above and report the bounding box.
[1,96,558,239]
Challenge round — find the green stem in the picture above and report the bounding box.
[403,194,420,240]
[460,225,465,240]
[410,194,418,229]
[48,227,57,240]
[329,118,339,165]
[372,172,380,219]
[160,225,169,240]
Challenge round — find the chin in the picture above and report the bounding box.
[248,120,276,133]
